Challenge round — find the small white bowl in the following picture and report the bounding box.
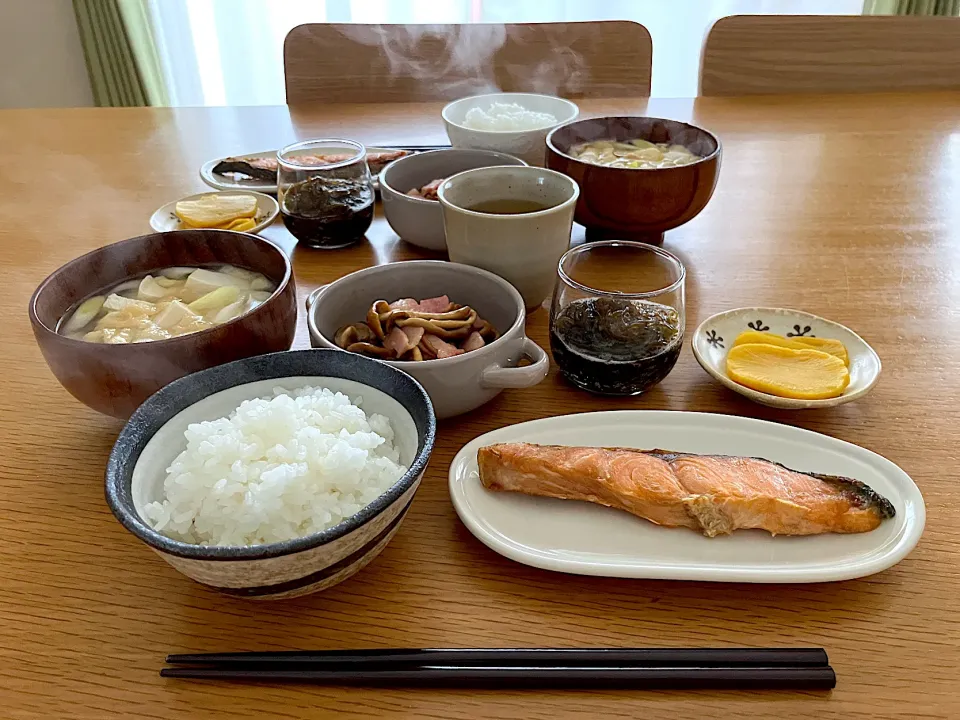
[442,92,579,165]
[692,307,882,410]
[307,261,549,419]
[150,190,279,234]
[379,148,527,252]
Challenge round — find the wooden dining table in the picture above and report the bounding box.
[3,92,959,718]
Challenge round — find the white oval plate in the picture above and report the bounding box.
[449,411,924,583]
[199,147,404,193]
[150,191,279,234]
[692,307,882,409]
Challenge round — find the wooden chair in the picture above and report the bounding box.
[284,22,651,103]
[700,15,960,96]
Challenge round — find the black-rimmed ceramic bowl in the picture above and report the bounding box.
[105,349,435,600]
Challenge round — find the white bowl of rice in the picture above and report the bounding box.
[442,92,579,165]
[105,349,435,600]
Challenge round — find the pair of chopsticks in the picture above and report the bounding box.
[162,648,836,689]
[376,143,452,152]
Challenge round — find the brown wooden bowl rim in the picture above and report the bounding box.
[28,229,293,348]
[545,115,723,171]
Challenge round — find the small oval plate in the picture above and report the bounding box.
[692,307,881,409]
[199,146,405,193]
[150,190,279,235]
[449,411,924,583]
[200,150,280,193]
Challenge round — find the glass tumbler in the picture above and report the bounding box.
[277,139,375,249]
[549,240,686,395]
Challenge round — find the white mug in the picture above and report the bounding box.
[438,166,580,310]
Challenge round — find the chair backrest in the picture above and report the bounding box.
[700,15,960,96]
[284,22,651,103]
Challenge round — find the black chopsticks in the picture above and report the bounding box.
[375,143,452,152]
[167,647,828,667]
[162,647,836,690]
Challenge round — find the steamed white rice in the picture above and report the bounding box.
[142,386,408,547]
[462,102,558,131]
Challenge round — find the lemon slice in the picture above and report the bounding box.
[175,194,257,228]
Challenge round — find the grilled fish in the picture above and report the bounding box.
[477,443,895,537]
[212,150,410,181]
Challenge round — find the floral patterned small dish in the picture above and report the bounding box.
[149,191,279,234]
[692,307,881,409]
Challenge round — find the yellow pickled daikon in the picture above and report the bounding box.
[731,330,849,366]
[726,343,850,400]
[175,194,257,229]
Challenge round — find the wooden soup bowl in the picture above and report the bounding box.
[29,230,297,419]
[546,116,721,244]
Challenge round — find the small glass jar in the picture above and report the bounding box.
[550,240,686,395]
[277,139,375,249]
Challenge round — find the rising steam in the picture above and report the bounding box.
[335,24,587,98]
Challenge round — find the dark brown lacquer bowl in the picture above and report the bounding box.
[546,116,721,244]
[29,230,297,419]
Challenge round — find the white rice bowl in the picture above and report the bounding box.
[141,386,408,547]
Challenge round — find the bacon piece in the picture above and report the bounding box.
[383,325,426,358]
[417,295,451,314]
[405,178,445,200]
[420,178,444,197]
[401,326,425,347]
[462,331,485,352]
[421,333,464,359]
[389,298,420,311]
[383,326,410,358]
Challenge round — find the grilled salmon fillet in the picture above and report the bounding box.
[477,443,895,537]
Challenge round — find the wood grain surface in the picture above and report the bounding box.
[700,15,960,96]
[2,93,960,718]
[284,22,652,103]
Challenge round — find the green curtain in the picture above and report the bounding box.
[864,0,960,14]
[73,0,169,107]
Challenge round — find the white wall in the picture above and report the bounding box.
[0,0,94,108]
